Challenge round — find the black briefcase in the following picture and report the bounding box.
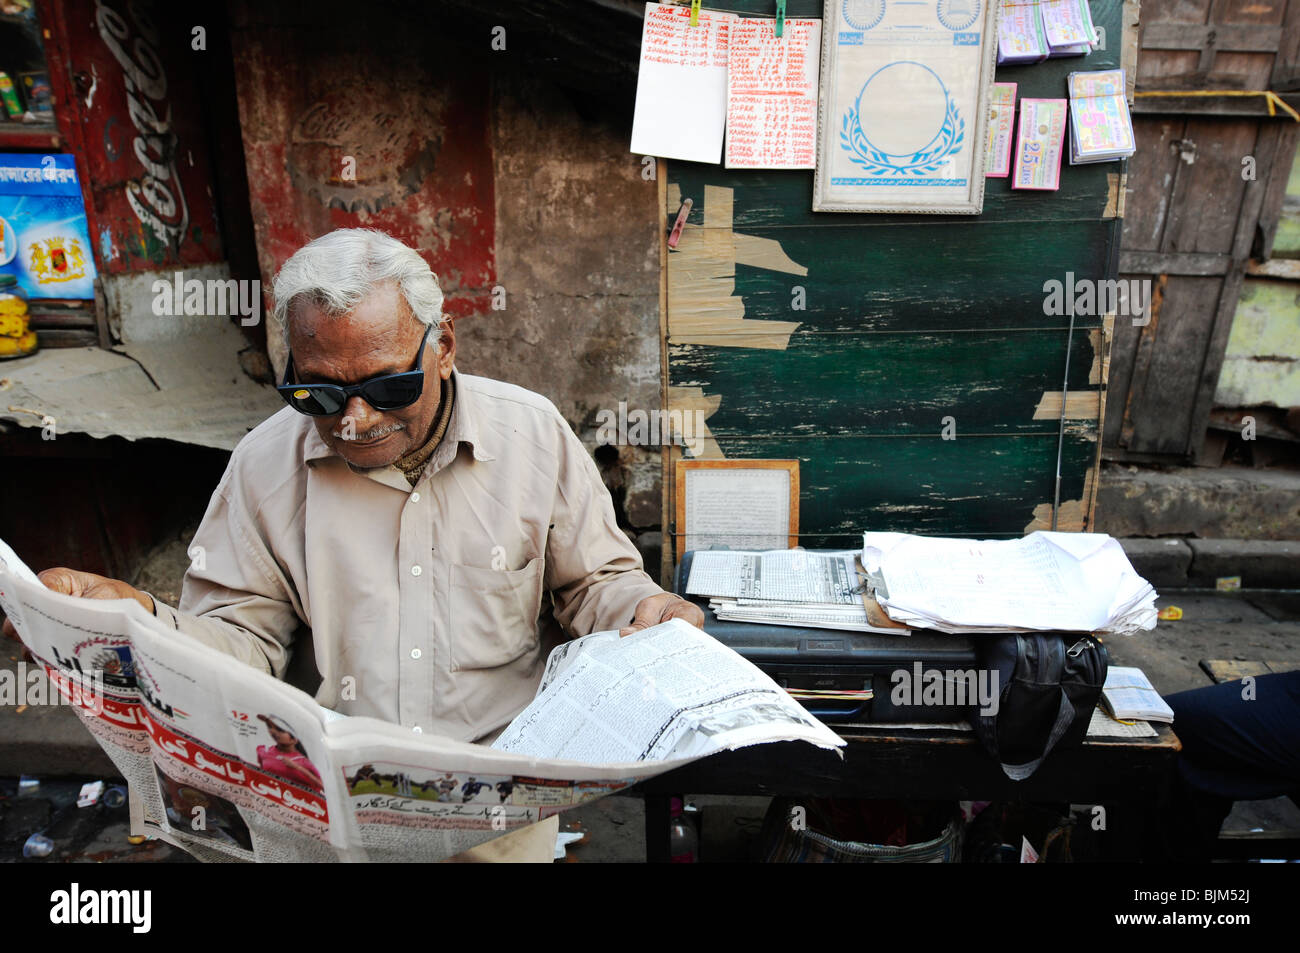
[675,552,978,723]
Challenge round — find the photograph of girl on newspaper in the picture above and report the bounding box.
[256,714,324,792]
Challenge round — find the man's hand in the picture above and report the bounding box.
[619,592,705,637]
[1,568,155,644]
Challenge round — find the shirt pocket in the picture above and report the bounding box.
[448,556,545,671]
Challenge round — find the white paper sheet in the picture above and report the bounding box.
[862,531,1158,635]
[683,467,791,553]
[725,17,822,169]
[686,549,860,603]
[630,2,736,163]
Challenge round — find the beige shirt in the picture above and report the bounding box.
[150,369,664,743]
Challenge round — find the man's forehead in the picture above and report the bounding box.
[291,292,417,350]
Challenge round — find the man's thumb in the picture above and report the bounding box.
[36,567,81,596]
[618,602,658,638]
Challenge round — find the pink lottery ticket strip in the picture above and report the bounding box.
[1012,98,1067,191]
[985,83,1017,177]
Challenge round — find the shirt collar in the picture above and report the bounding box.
[301,368,494,468]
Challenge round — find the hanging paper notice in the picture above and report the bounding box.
[725,17,823,169]
[812,0,1000,213]
[630,2,737,163]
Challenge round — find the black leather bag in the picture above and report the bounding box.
[972,633,1108,780]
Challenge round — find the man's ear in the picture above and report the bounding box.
[436,318,456,379]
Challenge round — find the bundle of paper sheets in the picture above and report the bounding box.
[998,0,1100,63]
[1066,68,1136,163]
[685,549,903,633]
[861,531,1159,635]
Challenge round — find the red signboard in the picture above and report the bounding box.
[231,22,496,320]
[53,0,225,272]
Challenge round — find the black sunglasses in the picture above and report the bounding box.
[277,324,433,417]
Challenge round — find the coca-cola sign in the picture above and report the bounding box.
[94,0,189,246]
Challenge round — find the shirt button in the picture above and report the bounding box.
[410,648,422,660]
[412,726,422,734]
[411,565,422,576]
[410,492,420,503]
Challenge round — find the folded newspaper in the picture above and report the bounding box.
[0,538,843,862]
[860,531,1158,636]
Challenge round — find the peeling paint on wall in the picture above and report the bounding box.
[666,182,805,349]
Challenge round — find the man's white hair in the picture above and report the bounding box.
[272,228,445,355]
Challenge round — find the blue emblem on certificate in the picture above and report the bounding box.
[936,0,980,31]
[839,62,965,176]
[842,0,886,31]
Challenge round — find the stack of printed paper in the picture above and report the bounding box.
[997,0,1099,64]
[685,549,908,634]
[1067,69,1136,163]
[997,2,1050,64]
[860,531,1159,635]
[1041,0,1100,57]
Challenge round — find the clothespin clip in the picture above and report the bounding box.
[667,197,693,249]
[775,0,786,37]
[689,0,701,26]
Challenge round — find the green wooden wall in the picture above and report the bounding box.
[666,0,1124,548]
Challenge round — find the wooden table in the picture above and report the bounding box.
[637,723,1181,862]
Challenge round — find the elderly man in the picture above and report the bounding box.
[5,228,704,860]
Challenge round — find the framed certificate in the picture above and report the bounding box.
[674,459,800,560]
[812,0,1000,214]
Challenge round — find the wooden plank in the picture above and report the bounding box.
[1135,0,1212,27]
[635,729,1179,804]
[1119,250,1231,274]
[1123,274,1229,454]
[1123,0,1142,103]
[1198,659,1285,682]
[667,218,1113,335]
[1132,91,1300,115]
[1233,121,1285,260]
[667,149,1122,231]
[1251,122,1300,260]
[1210,51,1284,87]
[1123,118,1186,251]
[669,329,1103,436]
[1189,266,1247,462]
[26,312,97,329]
[92,277,112,350]
[1141,23,1282,51]
[697,434,1099,544]
[1273,0,1300,87]
[1247,257,1300,277]
[1219,0,1287,26]
[1104,273,1155,448]
[1165,119,1260,256]
[33,330,100,349]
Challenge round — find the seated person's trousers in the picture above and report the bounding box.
[1154,671,1300,861]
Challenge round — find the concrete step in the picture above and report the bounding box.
[1121,538,1300,589]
